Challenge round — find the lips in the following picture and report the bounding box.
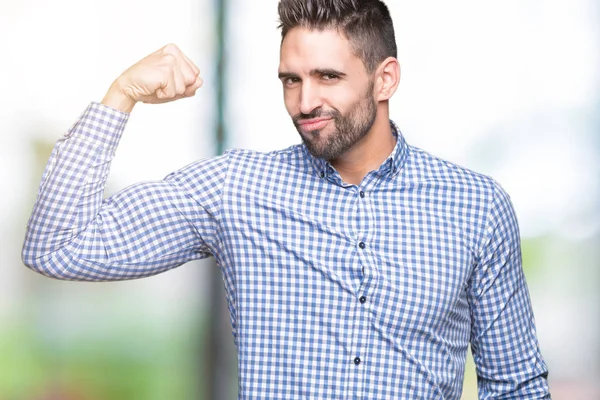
[297,118,331,131]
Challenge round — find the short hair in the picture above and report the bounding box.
[277,0,397,73]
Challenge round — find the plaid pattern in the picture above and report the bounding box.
[23,102,550,399]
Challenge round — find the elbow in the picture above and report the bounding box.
[21,243,112,282]
[21,244,40,272]
[21,245,72,281]
[21,228,99,281]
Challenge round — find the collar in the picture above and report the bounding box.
[304,120,409,180]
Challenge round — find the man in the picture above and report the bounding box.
[23,0,551,398]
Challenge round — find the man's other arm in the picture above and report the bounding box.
[468,183,551,399]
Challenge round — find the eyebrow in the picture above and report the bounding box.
[278,71,299,80]
[311,68,347,78]
[278,68,347,80]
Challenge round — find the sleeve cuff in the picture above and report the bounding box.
[65,101,130,153]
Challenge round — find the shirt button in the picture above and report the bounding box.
[359,242,366,249]
[359,296,367,304]
[359,191,365,198]
[320,172,325,179]
[354,357,361,365]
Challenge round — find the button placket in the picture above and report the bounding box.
[348,287,371,399]
[349,184,375,400]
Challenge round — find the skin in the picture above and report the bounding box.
[279,27,401,184]
[102,44,203,113]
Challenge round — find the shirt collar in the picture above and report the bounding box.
[304,120,409,180]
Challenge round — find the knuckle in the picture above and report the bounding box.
[162,53,176,64]
[183,74,197,86]
[163,43,179,53]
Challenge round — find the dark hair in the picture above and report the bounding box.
[278,0,397,73]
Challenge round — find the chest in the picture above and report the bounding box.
[218,174,476,323]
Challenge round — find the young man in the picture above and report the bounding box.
[23,0,551,398]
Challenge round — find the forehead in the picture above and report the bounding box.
[279,27,363,73]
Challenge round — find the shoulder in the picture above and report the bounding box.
[405,144,504,198]
[403,144,517,252]
[164,144,311,190]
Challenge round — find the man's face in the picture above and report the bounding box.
[279,27,378,160]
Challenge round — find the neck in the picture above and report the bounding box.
[330,105,396,185]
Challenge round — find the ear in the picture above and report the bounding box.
[374,57,400,102]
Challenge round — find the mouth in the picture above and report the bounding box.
[297,118,332,132]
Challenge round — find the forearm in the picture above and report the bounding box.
[472,280,550,399]
[22,102,129,278]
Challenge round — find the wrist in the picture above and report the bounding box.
[101,80,136,113]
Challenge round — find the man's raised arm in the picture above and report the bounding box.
[21,44,219,281]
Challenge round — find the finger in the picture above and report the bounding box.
[173,68,187,96]
[157,69,177,99]
[177,58,198,87]
[180,51,200,77]
[183,76,203,97]
[167,47,197,86]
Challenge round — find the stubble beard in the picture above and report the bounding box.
[293,81,377,161]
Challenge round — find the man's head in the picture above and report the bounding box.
[278,0,397,74]
[277,0,400,161]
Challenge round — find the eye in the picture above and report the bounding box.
[322,73,339,81]
[284,77,301,86]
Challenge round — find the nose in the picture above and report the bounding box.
[299,81,323,115]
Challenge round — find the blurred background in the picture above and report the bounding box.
[0,0,598,399]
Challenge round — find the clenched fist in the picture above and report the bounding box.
[102,44,203,113]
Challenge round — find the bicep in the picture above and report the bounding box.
[46,178,216,281]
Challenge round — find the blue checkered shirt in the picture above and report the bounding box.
[23,102,550,399]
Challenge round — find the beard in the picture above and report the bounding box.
[292,80,377,161]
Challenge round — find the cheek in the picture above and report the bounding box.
[332,98,351,112]
[323,86,358,112]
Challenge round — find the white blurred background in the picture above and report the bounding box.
[0,0,598,398]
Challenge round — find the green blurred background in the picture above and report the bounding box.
[1,0,598,399]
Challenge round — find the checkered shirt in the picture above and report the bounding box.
[23,102,550,399]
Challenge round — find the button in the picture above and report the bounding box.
[359,191,365,198]
[354,357,361,365]
[358,242,366,249]
[359,296,367,304]
[320,172,325,179]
